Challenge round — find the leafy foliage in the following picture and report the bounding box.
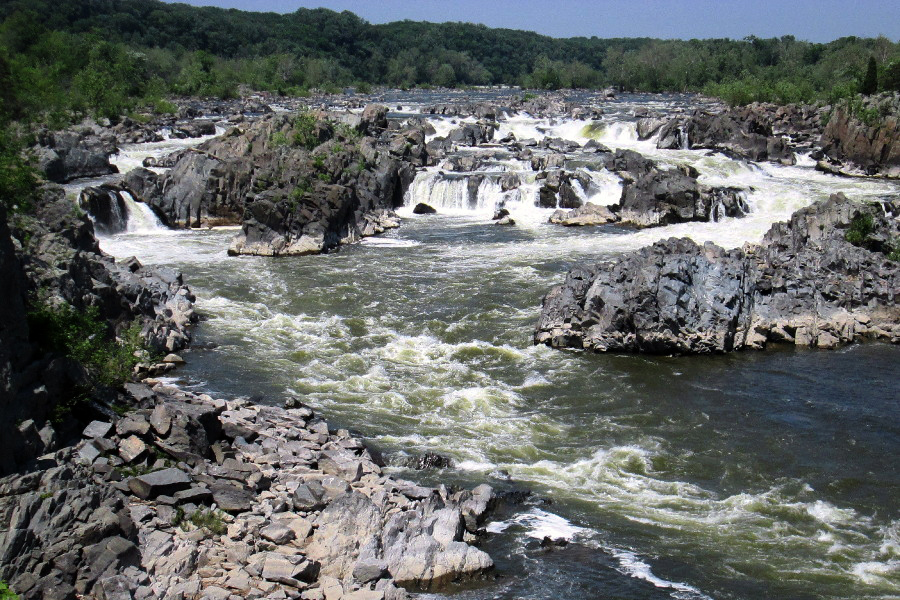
[0,128,38,213]
[0,0,899,122]
[290,110,319,150]
[27,301,146,389]
[0,581,18,600]
[861,56,878,95]
[845,213,875,247]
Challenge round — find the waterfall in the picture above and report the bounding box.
[579,170,624,206]
[406,170,523,213]
[121,190,165,232]
[677,125,690,150]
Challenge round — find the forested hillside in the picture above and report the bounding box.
[1,0,899,126]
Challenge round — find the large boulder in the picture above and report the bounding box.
[536,194,900,353]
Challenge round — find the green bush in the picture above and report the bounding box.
[887,238,900,262]
[0,128,38,213]
[27,301,146,389]
[0,580,18,600]
[291,110,320,150]
[187,509,227,535]
[845,213,874,247]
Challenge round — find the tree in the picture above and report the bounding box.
[883,61,900,91]
[861,56,878,94]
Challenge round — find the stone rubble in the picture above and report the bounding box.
[0,384,497,600]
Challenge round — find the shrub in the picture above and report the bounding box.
[888,238,900,262]
[187,509,227,535]
[291,110,320,150]
[845,213,874,247]
[27,301,146,389]
[0,128,39,214]
[0,580,18,600]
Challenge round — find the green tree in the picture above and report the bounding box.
[883,61,900,91]
[861,55,878,94]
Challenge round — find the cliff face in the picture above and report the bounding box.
[820,94,900,177]
[0,204,31,474]
[0,186,197,475]
[535,194,900,354]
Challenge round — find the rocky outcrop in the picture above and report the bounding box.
[536,194,900,353]
[618,167,748,227]
[649,109,796,164]
[33,126,119,183]
[819,93,900,177]
[122,106,420,256]
[0,383,497,600]
[1,185,197,475]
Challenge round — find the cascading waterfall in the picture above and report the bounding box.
[405,169,533,213]
[121,190,166,232]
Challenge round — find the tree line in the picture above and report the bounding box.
[1,0,899,127]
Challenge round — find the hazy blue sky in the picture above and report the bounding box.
[163,0,900,42]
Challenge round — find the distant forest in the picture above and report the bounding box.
[1,0,900,125]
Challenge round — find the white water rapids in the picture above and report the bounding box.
[82,94,900,600]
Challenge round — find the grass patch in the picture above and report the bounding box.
[177,508,227,535]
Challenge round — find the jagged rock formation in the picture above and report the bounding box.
[33,126,119,183]
[0,186,196,475]
[544,150,748,228]
[641,107,798,164]
[536,194,900,353]
[0,386,497,600]
[121,105,422,256]
[819,93,900,177]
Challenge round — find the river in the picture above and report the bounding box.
[85,92,899,600]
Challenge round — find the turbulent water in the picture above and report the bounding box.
[92,93,899,600]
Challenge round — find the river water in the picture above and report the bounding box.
[89,93,899,600]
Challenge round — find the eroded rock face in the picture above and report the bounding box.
[536,194,900,353]
[820,94,900,177]
[123,106,420,256]
[34,126,119,183]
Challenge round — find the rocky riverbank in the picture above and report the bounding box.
[535,193,900,353]
[1,135,501,599]
[1,185,197,475]
[0,383,497,600]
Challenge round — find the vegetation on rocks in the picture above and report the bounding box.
[27,302,147,390]
[0,581,17,600]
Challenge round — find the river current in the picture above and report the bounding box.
[86,93,898,600]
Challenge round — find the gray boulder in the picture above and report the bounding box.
[536,194,900,353]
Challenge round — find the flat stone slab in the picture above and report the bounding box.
[210,483,255,513]
[123,383,155,403]
[83,421,113,439]
[128,467,192,500]
[119,435,147,463]
[116,415,151,436]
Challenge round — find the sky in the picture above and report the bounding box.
[162,0,900,43]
